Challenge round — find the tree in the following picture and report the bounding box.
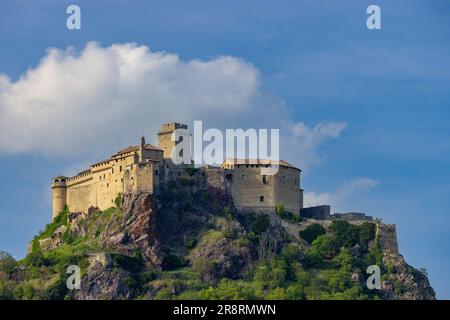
[330,220,359,247]
[333,248,355,271]
[254,214,269,234]
[309,235,339,260]
[299,223,326,244]
[0,251,16,274]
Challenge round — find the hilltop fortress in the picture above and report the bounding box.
[52,123,304,219]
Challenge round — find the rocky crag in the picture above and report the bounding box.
[0,181,435,300]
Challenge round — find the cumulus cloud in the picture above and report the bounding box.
[0,42,263,156]
[0,42,345,171]
[304,178,379,212]
[282,121,347,169]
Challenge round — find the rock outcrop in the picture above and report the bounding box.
[11,189,435,300]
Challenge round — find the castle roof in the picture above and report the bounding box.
[222,158,300,171]
[115,143,163,155]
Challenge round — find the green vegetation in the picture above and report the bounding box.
[139,220,383,300]
[299,223,326,244]
[0,195,397,300]
[36,206,69,240]
[275,204,301,223]
[114,193,122,208]
[0,251,16,274]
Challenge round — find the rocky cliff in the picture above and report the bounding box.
[0,183,435,300]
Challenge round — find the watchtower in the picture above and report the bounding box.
[51,176,68,220]
[157,123,188,160]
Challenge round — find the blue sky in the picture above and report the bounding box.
[0,0,449,298]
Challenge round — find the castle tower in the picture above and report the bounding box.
[51,176,68,220]
[157,123,188,160]
[139,136,145,162]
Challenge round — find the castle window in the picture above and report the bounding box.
[120,166,122,172]
[155,170,159,175]
[241,174,245,181]
[103,174,106,179]
[107,183,109,187]
[112,168,114,174]
[262,175,267,184]
[226,173,233,182]
[281,176,286,182]
[260,196,264,202]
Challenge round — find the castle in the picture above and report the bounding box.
[51,123,304,219]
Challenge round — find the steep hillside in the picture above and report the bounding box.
[0,182,435,300]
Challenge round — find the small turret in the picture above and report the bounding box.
[139,136,146,162]
[51,176,68,220]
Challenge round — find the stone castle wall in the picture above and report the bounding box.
[227,165,302,214]
[273,166,302,213]
[376,223,399,254]
[52,122,304,219]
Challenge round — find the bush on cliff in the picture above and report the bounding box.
[299,223,326,244]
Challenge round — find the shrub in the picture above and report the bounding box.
[275,204,285,217]
[309,235,340,260]
[394,280,405,295]
[281,244,301,262]
[38,206,69,240]
[0,251,16,274]
[114,193,122,208]
[0,281,13,300]
[333,248,356,271]
[192,258,217,282]
[254,259,288,289]
[110,253,143,273]
[365,241,383,266]
[44,276,69,300]
[254,214,269,234]
[13,285,24,300]
[22,284,34,300]
[162,251,188,271]
[358,222,375,250]
[299,223,326,244]
[330,220,359,248]
[275,204,300,223]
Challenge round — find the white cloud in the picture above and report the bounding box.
[304,178,379,212]
[0,42,262,156]
[288,121,347,147]
[283,121,347,169]
[0,42,346,172]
